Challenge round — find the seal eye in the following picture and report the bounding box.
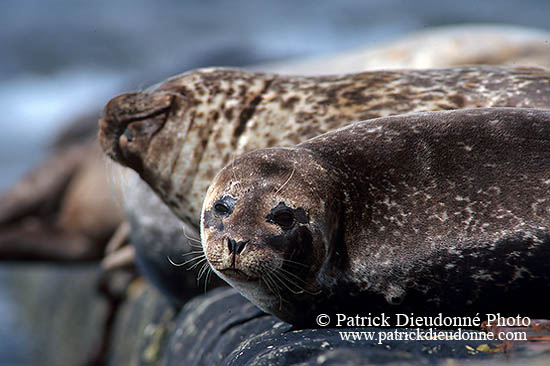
[122,127,134,142]
[273,210,294,229]
[214,201,231,216]
[267,202,301,229]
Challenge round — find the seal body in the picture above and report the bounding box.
[99,66,550,228]
[201,108,550,326]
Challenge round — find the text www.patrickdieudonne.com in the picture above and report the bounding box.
[315,313,529,345]
[337,328,526,345]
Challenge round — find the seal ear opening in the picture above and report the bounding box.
[384,284,406,305]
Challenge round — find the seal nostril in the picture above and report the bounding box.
[227,238,237,254]
[227,238,248,255]
[235,240,249,255]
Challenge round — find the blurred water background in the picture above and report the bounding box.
[1,0,550,192]
[1,1,550,364]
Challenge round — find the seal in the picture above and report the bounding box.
[0,139,124,261]
[98,66,550,229]
[201,108,550,326]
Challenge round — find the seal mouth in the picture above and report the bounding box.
[219,268,259,282]
[97,91,175,169]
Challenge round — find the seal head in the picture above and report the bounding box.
[201,148,341,321]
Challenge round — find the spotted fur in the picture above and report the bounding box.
[201,108,550,326]
[98,66,550,228]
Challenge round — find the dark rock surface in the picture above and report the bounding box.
[0,263,107,365]
[1,264,548,365]
[162,288,550,366]
[107,280,176,366]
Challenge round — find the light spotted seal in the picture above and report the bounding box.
[201,107,550,326]
[98,66,550,230]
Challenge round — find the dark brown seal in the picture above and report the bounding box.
[201,108,550,326]
[0,140,124,261]
[98,66,550,229]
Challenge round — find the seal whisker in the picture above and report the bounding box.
[263,270,284,310]
[264,269,281,292]
[195,263,207,284]
[184,242,203,249]
[281,258,309,269]
[166,255,186,267]
[187,256,208,270]
[181,250,207,256]
[277,273,319,296]
[273,165,295,196]
[182,226,202,247]
[260,274,277,299]
[203,266,213,293]
[276,269,310,286]
[277,266,319,289]
[196,262,210,282]
[270,270,306,295]
[230,153,243,192]
[276,267,322,296]
[167,252,207,269]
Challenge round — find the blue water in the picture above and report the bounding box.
[0,0,549,191]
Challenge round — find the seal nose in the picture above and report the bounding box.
[227,238,249,255]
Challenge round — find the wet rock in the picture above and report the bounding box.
[0,263,108,365]
[163,288,550,366]
[106,279,176,366]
